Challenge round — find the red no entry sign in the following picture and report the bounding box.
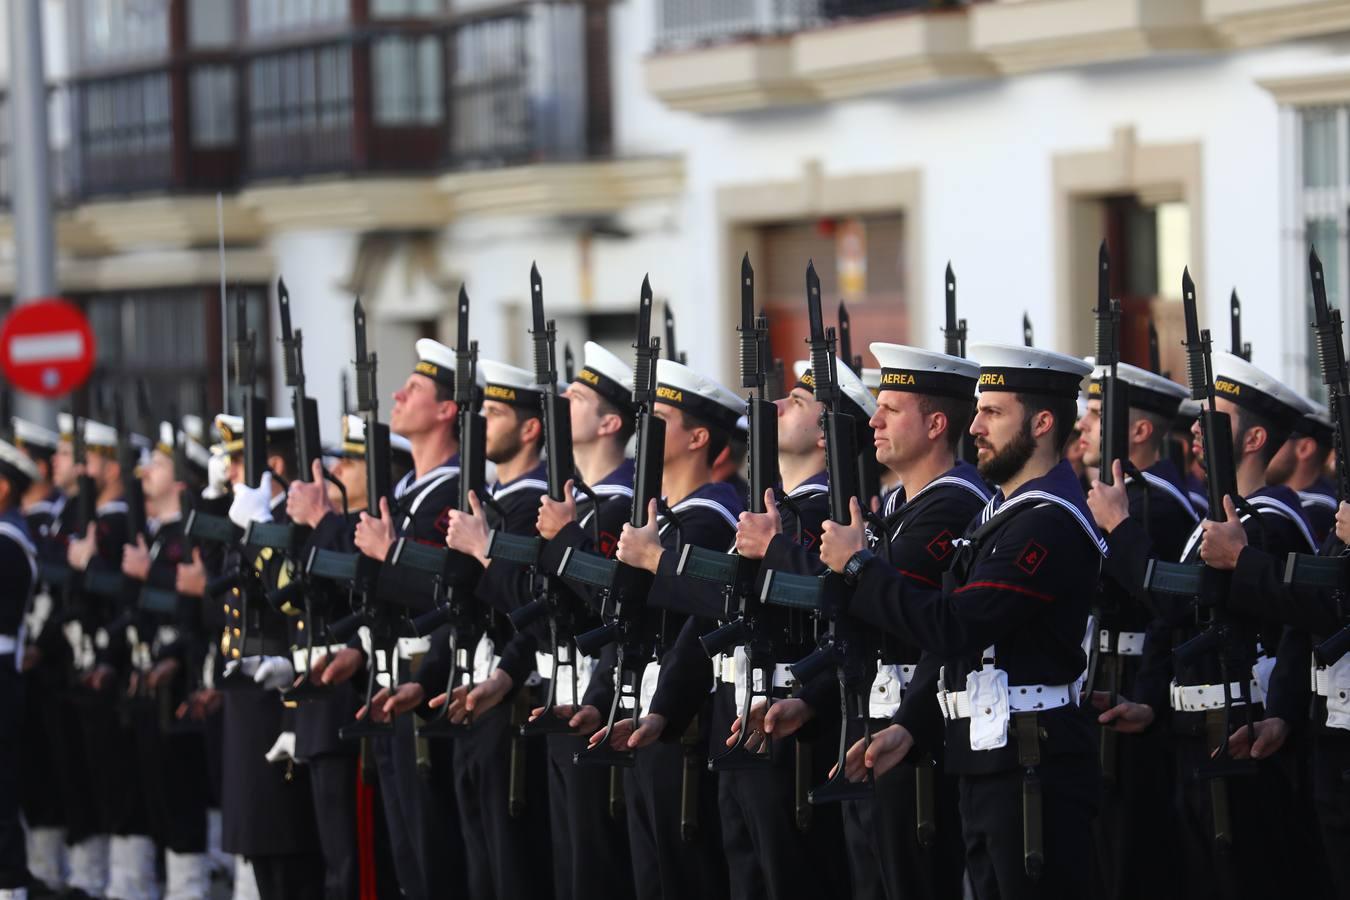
[0,298,96,397]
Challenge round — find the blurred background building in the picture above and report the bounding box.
[0,0,1348,435]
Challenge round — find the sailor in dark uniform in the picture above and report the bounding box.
[213,414,324,900]
[703,356,871,900]
[297,339,466,900]
[529,341,638,900]
[0,437,39,900]
[63,417,160,900]
[1078,361,1197,900]
[10,418,70,895]
[119,419,216,899]
[1174,400,1210,516]
[606,358,748,900]
[819,343,1104,899]
[283,413,411,900]
[1095,351,1321,899]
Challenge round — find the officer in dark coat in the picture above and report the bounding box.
[0,437,39,899]
[819,343,1104,900]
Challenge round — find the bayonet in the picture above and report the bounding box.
[943,262,966,359]
[1023,312,1034,348]
[1148,318,1161,375]
[1231,289,1251,361]
[1095,241,1128,487]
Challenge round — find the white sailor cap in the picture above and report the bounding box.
[575,341,635,414]
[1088,362,1188,418]
[868,343,980,401]
[479,359,561,412]
[413,338,457,390]
[654,359,746,432]
[213,414,297,454]
[339,414,413,461]
[1174,399,1202,429]
[861,368,882,398]
[1287,391,1334,445]
[791,358,879,421]
[733,415,749,440]
[0,438,40,491]
[967,343,1091,399]
[182,414,205,444]
[157,421,213,472]
[11,418,59,454]
[1210,351,1306,430]
[56,413,119,451]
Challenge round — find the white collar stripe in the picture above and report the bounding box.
[395,465,460,501]
[984,492,1108,556]
[1138,472,1200,524]
[668,497,739,530]
[1249,495,1318,552]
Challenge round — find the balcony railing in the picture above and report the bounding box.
[0,3,610,205]
[655,0,966,51]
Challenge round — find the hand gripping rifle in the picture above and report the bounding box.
[1089,241,1133,782]
[484,263,600,736]
[413,286,493,738]
[1282,248,1350,660]
[943,262,977,464]
[678,253,788,770]
[1231,289,1252,362]
[562,276,666,768]
[1144,267,1259,848]
[760,261,872,805]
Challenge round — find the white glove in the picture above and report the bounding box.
[202,451,232,501]
[223,656,262,681]
[228,472,275,529]
[264,731,297,764]
[254,656,296,692]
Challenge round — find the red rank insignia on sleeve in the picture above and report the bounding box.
[598,531,619,559]
[1016,540,1048,575]
[433,507,453,537]
[801,529,819,552]
[925,530,954,562]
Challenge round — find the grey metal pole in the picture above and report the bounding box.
[8,0,59,426]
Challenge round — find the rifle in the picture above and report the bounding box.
[943,263,977,464]
[564,343,576,383]
[839,301,882,504]
[1023,312,1034,348]
[1144,266,1258,848]
[413,285,492,738]
[70,403,97,535]
[562,276,666,768]
[1148,318,1162,375]
[665,304,687,365]
[1230,289,1251,362]
[1283,248,1350,662]
[483,263,598,736]
[761,261,871,805]
[278,277,323,534]
[677,253,785,770]
[113,394,147,540]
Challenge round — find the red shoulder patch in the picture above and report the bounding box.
[1015,540,1048,575]
[433,506,453,538]
[800,529,819,552]
[925,530,954,562]
[598,531,619,559]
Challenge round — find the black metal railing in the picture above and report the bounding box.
[245,39,358,179]
[654,0,969,51]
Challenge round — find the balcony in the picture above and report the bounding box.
[1203,0,1350,47]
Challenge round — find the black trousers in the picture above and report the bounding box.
[131,698,210,854]
[0,665,26,889]
[18,670,63,829]
[958,757,1098,900]
[624,729,728,900]
[249,852,325,900]
[713,685,847,900]
[842,754,963,900]
[1091,726,1179,900]
[372,712,434,900]
[1314,731,1350,900]
[451,701,553,900]
[545,730,633,900]
[1173,731,1306,900]
[307,754,359,900]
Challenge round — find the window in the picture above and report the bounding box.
[371,0,442,16]
[190,66,238,147]
[1293,105,1350,402]
[189,0,237,47]
[75,0,170,69]
[77,72,174,193]
[247,0,348,36]
[373,34,442,126]
[247,44,354,175]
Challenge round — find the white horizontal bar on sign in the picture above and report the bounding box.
[9,332,85,364]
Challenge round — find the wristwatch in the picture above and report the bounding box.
[842,549,873,586]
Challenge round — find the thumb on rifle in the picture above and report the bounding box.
[1112,459,1124,485]
[379,496,392,521]
[647,497,659,525]
[849,497,863,529]
[1222,494,1239,523]
[311,459,325,483]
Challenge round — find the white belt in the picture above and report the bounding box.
[472,634,500,685]
[870,662,918,719]
[638,661,660,712]
[938,682,1074,721]
[1169,679,1264,713]
[1099,629,1145,657]
[536,649,596,707]
[0,634,16,655]
[716,649,796,713]
[1314,667,1340,698]
[292,644,348,675]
